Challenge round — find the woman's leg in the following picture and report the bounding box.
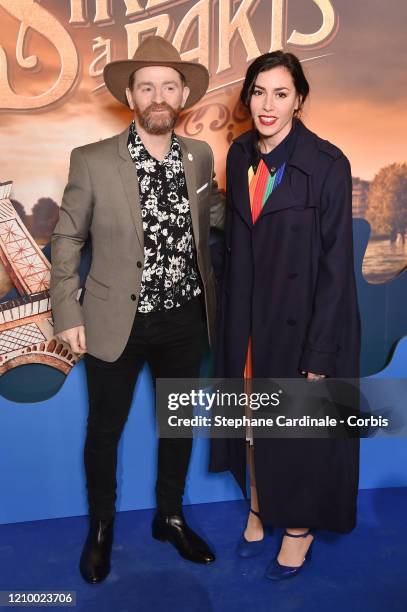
[244,443,264,541]
[247,444,313,563]
[277,528,314,566]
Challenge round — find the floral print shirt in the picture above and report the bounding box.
[127,122,202,313]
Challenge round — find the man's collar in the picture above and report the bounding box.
[127,121,180,162]
[121,122,183,161]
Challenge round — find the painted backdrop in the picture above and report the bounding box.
[0,0,406,523]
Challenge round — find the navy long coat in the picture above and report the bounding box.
[210,120,361,533]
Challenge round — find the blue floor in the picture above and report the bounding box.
[0,488,406,612]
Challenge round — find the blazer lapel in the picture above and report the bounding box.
[178,136,200,247]
[117,127,144,250]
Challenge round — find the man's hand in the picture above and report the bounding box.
[56,325,87,354]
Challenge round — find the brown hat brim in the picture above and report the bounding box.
[103,59,209,109]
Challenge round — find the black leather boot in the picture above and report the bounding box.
[79,518,114,583]
[152,511,215,564]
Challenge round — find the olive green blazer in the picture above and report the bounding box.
[50,126,225,361]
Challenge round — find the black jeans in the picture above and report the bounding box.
[83,296,205,519]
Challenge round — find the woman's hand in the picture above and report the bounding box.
[301,371,326,380]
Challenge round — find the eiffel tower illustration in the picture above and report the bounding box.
[0,181,80,375]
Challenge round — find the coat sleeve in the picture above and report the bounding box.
[299,153,355,376]
[50,147,94,335]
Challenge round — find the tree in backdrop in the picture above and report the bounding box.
[31,197,59,241]
[366,163,407,239]
[10,199,27,226]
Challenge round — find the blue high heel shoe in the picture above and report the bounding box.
[265,528,314,580]
[236,509,270,558]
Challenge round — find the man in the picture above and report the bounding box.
[50,35,224,583]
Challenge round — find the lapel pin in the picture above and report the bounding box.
[188,153,193,161]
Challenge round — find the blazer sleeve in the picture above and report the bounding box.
[206,144,225,231]
[299,154,355,376]
[50,147,94,335]
[203,143,226,285]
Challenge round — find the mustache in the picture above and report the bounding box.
[145,102,176,113]
[135,101,180,135]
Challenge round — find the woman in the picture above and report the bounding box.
[210,51,361,580]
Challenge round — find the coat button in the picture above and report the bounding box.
[286,318,296,326]
[137,261,142,268]
[226,246,231,254]
[131,294,137,301]
[288,272,298,279]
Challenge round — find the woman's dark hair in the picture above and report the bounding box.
[240,50,310,117]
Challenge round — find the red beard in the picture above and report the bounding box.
[135,102,180,135]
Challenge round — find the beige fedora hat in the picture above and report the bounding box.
[103,35,209,110]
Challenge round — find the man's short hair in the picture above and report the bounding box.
[128,68,186,91]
